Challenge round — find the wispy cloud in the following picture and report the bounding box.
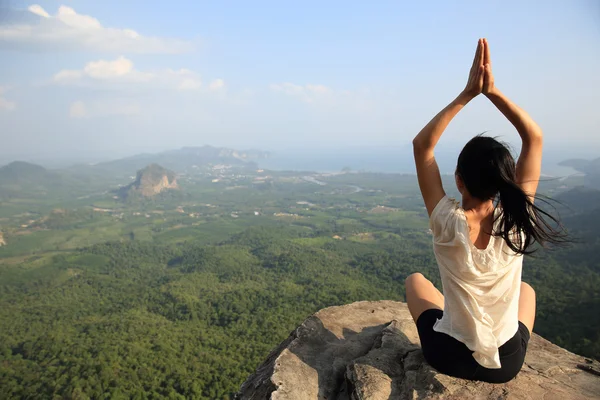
[270,82,333,103]
[69,101,87,118]
[53,57,207,91]
[69,99,141,119]
[54,56,154,84]
[0,5,194,54]
[55,59,230,118]
[0,87,16,111]
[209,79,225,91]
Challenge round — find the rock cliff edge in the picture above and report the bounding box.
[237,301,600,399]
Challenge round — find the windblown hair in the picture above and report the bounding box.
[456,135,568,255]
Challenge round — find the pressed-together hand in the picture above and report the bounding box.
[482,38,496,96]
[413,36,543,216]
[462,38,485,100]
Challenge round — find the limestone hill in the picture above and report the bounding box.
[119,164,178,198]
[237,301,600,399]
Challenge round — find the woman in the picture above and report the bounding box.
[407,38,566,383]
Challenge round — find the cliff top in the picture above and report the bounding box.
[237,301,600,400]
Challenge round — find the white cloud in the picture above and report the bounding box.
[0,87,16,111]
[52,56,225,92]
[0,5,194,54]
[69,99,140,119]
[179,79,202,90]
[0,98,16,111]
[69,101,87,118]
[167,69,202,91]
[305,84,332,95]
[270,82,334,103]
[54,56,164,85]
[54,70,83,82]
[84,56,134,79]
[268,82,380,120]
[209,79,225,91]
[270,82,303,96]
[52,5,102,30]
[28,5,50,18]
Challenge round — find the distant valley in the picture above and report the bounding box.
[0,146,599,399]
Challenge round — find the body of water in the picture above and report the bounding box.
[259,147,583,177]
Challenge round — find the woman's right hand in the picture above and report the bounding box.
[482,38,497,96]
[461,38,485,100]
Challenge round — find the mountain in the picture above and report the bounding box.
[0,161,51,184]
[0,161,65,197]
[84,146,270,176]
[559,157,600,189]
[119,164,178,198]
[555,186,600,216]
[560,157,600,174]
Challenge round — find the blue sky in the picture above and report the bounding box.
[0,0,599,163]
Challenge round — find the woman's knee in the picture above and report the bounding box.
[519,281,536,334]
[405,272,427,287]
[521,281,535,297]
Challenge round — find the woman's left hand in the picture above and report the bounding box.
[462,38,485,100]
[482,38,497,97]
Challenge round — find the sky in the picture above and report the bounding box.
[0,0,599,164]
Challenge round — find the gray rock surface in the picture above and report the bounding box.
[237,301,600,400]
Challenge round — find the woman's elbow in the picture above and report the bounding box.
[523,128,543,146]
[531,129,544,143]
[522,124,543,143]
[412,138,430,154]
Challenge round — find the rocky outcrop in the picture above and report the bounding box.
[237,301,600,400]
[137,173,178,197]
[120,164,178,198]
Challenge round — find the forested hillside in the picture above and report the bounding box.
[0,165,598,399]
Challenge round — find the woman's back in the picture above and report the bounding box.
[430,196,523,368]
[464,205,495,250]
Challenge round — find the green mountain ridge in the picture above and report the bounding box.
[0,145,266,201]
[0,161,53,184]
[81,146,269,176]
[555,186,600,215]
[559,157,600,174]
[0,161,68,198]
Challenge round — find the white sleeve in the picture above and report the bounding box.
[429,196,459,241]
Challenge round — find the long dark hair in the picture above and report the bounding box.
[456,135,568,255]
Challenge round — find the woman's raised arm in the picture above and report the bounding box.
[482,39,543,201]
[413,38,485,216]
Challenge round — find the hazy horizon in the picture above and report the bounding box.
[0,142,595,177]
[1,1,599,161]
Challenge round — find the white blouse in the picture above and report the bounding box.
[429,196,523,369]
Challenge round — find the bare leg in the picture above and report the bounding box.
[405,272,444,323]
[518,281,536,334]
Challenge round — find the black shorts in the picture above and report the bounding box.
[416,309,531,383]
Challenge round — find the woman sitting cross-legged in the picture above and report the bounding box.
[407,38,567,383]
